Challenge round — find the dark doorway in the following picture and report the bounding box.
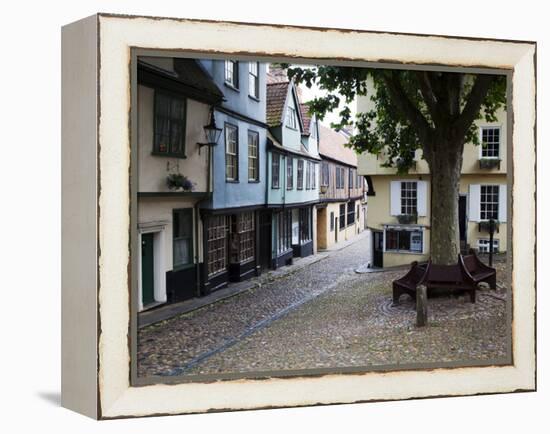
[259,211,272,270]
[459,195,467,249]
[372,230,383,268]
[141,232,155,306]
[335,217,338,242]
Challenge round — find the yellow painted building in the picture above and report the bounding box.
[316,125,367,251]
[357,96,508,268]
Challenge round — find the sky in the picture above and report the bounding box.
[268,63,358,130]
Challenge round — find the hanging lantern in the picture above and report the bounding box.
[198,107,222,148]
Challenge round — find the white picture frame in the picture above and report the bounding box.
[61,13,536,419]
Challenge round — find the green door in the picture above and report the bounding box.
[141,233,155,306]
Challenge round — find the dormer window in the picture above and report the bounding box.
[286,106,297,129]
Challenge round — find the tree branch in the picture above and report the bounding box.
[415,71,439,126]
[446,73,463,118]
[454,74,494,138]
[381,70,433,144]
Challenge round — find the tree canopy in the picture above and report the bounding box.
[281,64,506,174]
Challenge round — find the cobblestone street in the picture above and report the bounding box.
[138,235,509,378]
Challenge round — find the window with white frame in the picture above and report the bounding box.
[312,163,316,189]
[385,228,423,253]
[286,106,297,129]
[480,185,499,220]
[225,124,238,181]
[248,62,259,99]
[478,238,499,253]
[481,127,500,158]
[401,181,417,215]
[224,60,239,88]
[305,161,311,189]
[247,130,259,182]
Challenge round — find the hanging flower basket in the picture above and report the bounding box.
[166,173,195,191]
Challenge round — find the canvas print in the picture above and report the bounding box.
[134,55,510,380]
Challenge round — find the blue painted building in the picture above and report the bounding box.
[198,59,269,292]
[265,77,321,268]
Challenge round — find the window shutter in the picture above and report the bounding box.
[390,181,401,216]
[469,184,481,222]
[499,184,507,222]
[417,181,428,217]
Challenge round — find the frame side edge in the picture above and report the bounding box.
[61,13,99,419]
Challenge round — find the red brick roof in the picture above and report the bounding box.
[266,81,289,127]
[318,124,357,167]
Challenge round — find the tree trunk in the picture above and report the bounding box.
[426,140,463,265]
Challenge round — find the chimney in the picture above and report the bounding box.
[267,64,289,83]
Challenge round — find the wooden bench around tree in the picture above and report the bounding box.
[392,256,485,305]
[392,261,428,305]
[418,260,477,303]
[460,249,497,290]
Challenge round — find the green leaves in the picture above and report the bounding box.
[279,64,506,174]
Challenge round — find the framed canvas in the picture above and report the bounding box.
[61,13,536,419]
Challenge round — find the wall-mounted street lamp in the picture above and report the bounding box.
[198,107,222,151]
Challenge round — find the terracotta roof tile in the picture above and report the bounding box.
[318,124,358,167]
[266,81,289,127]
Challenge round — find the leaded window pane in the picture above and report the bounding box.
[297,159,304,189]
[207,216,228,276]
[272,153,280,188]
[287,157,294,189]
